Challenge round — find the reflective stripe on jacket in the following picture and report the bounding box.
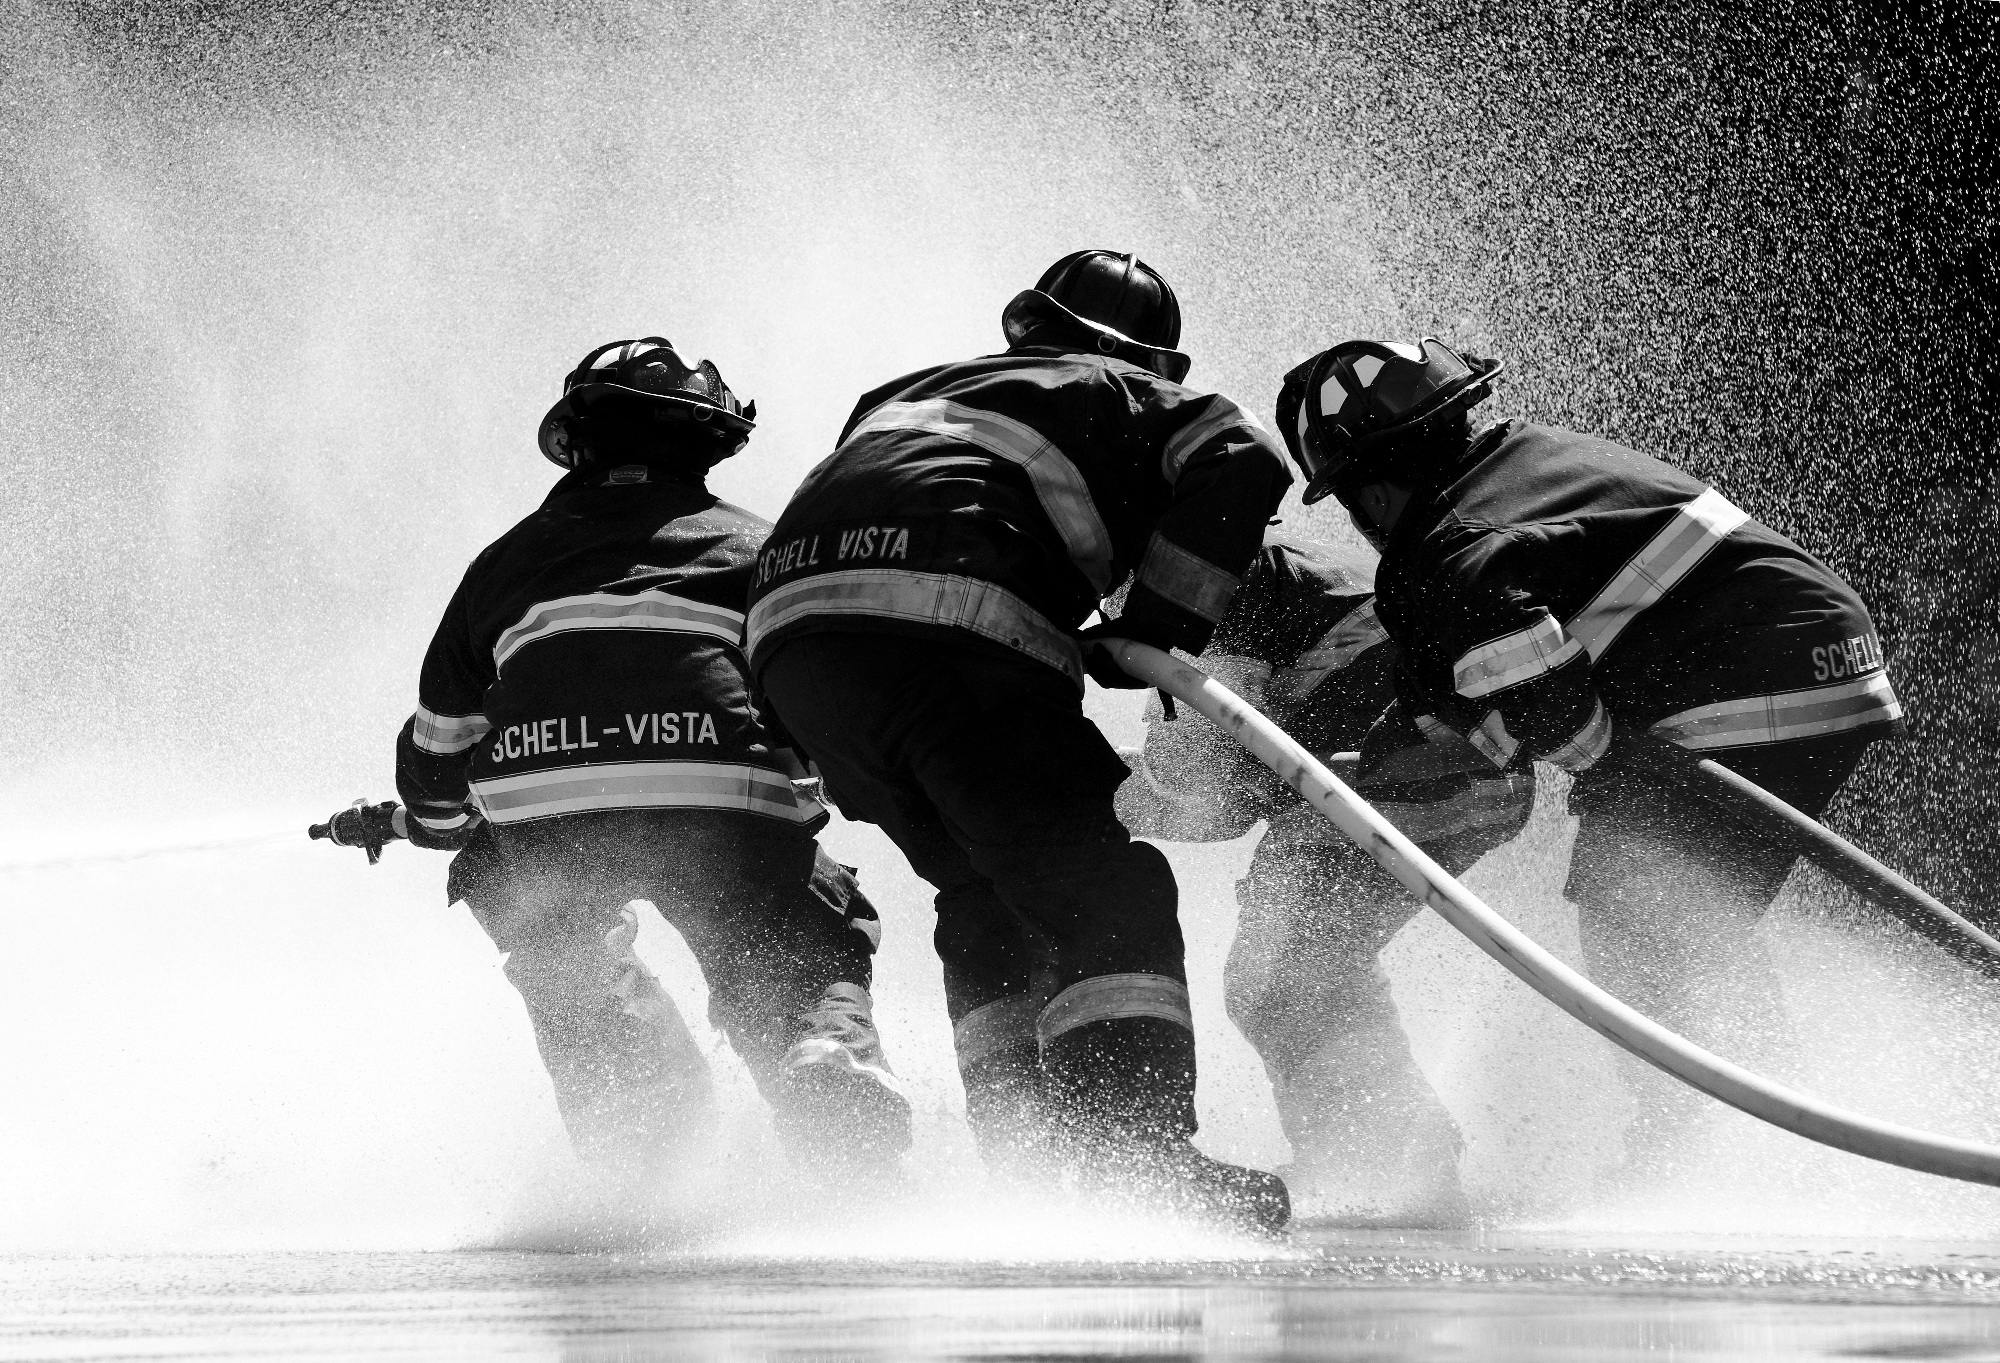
[1373,421,1904,771]
[745,347,1292,681]
[395,470,824,831]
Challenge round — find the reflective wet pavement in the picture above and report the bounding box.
[7,1231,2000,1362]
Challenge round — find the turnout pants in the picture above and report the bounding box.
[760,632,1196,1168]
[447,809,878,1172]
[1225,776,1532,1213]
[1565,729,1878,1171]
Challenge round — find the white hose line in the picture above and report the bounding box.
[1106,639,2000,1188]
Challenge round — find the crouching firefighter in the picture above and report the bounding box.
[387,337,910,1180]
[1115,534,1533,1224]
[746,251,1294,1231]
[1274,337,1907,1180]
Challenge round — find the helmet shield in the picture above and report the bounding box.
[1001,249,1192,383]
[538,337,756,470]
[1276,337,1501,504]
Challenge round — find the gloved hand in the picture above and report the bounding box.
[1371,771,1533,845]
[1076,618,1178,690]
[308,799,403,864]
[1356,703,1497,804]
[402,806,483,851]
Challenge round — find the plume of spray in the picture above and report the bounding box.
[0,0,1995,1254]
[0,0,1329,1256]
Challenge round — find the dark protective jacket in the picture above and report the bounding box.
[1371,420,1905,773]
[395,467,825,842]
[744,345,1294,687]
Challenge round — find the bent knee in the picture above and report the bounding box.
[1224,945,1389,1048]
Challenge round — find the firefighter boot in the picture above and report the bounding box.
[775,982,913,1171]
[960,1039,1055,1186]
[1043,1015,1290,1235]
[1262,1016,1469,1227]
[953,993,1055,1185]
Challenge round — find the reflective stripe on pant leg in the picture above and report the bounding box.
[953,994,1045,1069]
[1037,973,1193,1048]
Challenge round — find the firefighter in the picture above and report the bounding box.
[1114,533,1533,1223]
[746,251,1294,1229]
[1273,337,1907,1176]
[393,337,909,1180]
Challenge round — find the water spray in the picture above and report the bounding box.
[1635,738,2000,979]
[0,831,298,875]
[1104,638,2000,1189]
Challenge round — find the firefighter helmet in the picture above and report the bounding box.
[1275,338,1502,505]
[538,337,757,470]
[1000,249,1192,383]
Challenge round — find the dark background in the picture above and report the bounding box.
[893,0,1997,914]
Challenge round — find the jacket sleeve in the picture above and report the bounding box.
[1203,540,1283,659]
[1116,389,1294,654]
[394,567,495,844]
[1409,528,1611,774]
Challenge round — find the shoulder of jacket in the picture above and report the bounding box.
[1494,419,1653,466]
[463,514,535,577]
[701,496,775,536]
[844,361,961,432]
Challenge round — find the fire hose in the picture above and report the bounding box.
[1104,638,2000,1188]
[1639,738,2000,978]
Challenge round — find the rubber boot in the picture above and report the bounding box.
[960,1038,1055,1186]
[1043,1016,1290,1235]
[772,982,912,1174]
[1264,1019,1469,1227]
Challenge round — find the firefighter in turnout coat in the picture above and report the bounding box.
[748,251,1294,1229]
[395,338,909,1178]
[1114,534,1533,1223]
[1274,337,1906,1174]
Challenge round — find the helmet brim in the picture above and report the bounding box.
[562,381,755,434]
[538,382,755,468]
[1001,290,1192,384]
[1301,466,1346,506]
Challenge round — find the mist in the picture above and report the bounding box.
[2,0,1994,1254]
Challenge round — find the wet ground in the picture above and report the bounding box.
[7,1230,2000,1362]
[5,823,1999,1362]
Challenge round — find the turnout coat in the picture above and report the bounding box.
[1370,421,1905,773]
[395,469,824,843]
[744,345,1293,685]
